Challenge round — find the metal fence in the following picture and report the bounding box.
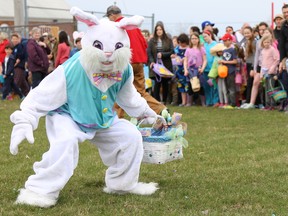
[0,6,155,39]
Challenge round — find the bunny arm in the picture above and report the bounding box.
[10,66,68,130]
[10,66,67,155]
[116,65,157,119]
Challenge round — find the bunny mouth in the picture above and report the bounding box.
[102,61,112,65]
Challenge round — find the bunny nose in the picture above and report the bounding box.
[105,52,113,58]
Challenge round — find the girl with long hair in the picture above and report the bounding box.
[183,32,207,106]
[55,31,70,68]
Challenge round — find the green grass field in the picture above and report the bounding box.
[1,99,288,215]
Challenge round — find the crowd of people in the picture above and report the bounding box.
[0,28,83,100]
[140,5,288,112]
[2,4,288,114]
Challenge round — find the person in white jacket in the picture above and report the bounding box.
[9,7,159,208]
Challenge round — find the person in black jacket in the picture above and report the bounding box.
[279,4,288,71]
[11,33,30,96]
[278,4,288,111]
[147,22,174,105]
[1,44,24,100]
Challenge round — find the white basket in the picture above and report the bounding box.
[142,139,183,164]
[138,115,184,164]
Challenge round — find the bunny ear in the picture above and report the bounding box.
[72,31,79,40]
[70,7,99,26]
[78,32,85,38]
[117,15,144,30]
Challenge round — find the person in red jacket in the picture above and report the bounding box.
[0,32,9,92]
[0,32,10,64]
[105,5,168,118]
[55,31,70,68]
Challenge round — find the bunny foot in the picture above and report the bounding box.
[103,182,159,195]
[15,188,57,208]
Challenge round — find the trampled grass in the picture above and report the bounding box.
[1,99,288,215]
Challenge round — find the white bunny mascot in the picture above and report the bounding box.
[9,7,158,208]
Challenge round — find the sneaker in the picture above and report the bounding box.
[243,103,255,109]
[218,103,224,108]
[213,103,220,107]
[261,106,274,111]
[258,104,265,109]
[7,95,13,101]
[240,103,249,108]
[185,103,192,107]
[178,104,185,107]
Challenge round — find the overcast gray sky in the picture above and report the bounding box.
[65,0,285,37]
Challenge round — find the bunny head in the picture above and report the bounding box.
[70,7,144,74]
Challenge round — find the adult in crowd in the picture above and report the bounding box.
[225,26,236,42]
[242,26,257,106]
[11,33,30,96]
[47,33,58,72]
[147,22,174,105]
[234,23,250,48]
[273,14,284,45]
[55,31,70,68]
[0,32,10,65]
[190,26,204,44]
[279,4,288,72]
[105,5,168,116]
[278,4,288,110]
[201,21,218,41]
[243,22,269,109]
[27,27,49,88]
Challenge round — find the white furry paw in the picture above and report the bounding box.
[129,182,159,195]
[15,188,57,208]
[103,187,127,195]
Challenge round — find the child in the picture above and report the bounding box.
[241,26,257,108]
[70,37,82,57]
[219,33,238,108]
[172,33,189,106]
[235,45,246,106]
[2,43,24,100]
[209,43,227,107]
[183,32,207,106]
[260,35,279,110]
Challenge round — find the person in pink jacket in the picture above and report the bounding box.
[260,35,280,110]
[55,31,70,68]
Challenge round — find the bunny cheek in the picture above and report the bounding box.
[80,46,131,75]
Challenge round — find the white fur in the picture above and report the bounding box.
[80,46,131,75]
[103,182,159,195]
[80,46,131,92]
[15,188,57,208]
[70,7,99,26]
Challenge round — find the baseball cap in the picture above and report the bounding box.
[274,14,284,21]
[201,21,215,30]
[104,5,121,17]
[220,33,233,41]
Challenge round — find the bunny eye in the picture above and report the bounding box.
[115,42,124,50]
[93,40,103,50]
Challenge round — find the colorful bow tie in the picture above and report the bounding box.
[93,72,122,86]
